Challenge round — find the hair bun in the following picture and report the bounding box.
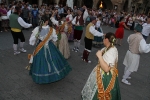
[112,38,116,43]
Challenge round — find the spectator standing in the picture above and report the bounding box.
[110,15,115,28]
[73,6,77,17]
[64,5,68,17]
[0,4,2,32]
[0,3,9,32]
[38,5,45,20]
[22,4,30,23]
[58,6,62,18]
[31,6,38,28]
[60,4,64,18]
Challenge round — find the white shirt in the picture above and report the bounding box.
[7,10,32,28]
[58,8,62,14]
[72,9,88,25]
[140,17,146,22]
[12,6,15,13]
[60,8,64,13]
[142,23,150,36]
[50,17,59,26]
[66,14,73,21]
[96,20,101,28]
[139,39,150,53]
[89,25,103,37]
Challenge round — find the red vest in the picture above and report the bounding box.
[76,15,84,25]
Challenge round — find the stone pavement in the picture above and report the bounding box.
[0,26,150,100]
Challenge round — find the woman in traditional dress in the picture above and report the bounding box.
[127,15,133,30]
[93,14,103,47]
[28,16,72,84]
[50,10,72,59]
[81,32,121,100]
[115,17,130,46]
[66,9,74,41]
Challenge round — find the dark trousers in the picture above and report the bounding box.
[74,30,83,40]
[32,17,38,28]
[142,34,148,40]
[84,37,93,51]
[59,13,64,19]
[11,30,25,44]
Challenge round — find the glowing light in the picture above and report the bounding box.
[99,1,103,8]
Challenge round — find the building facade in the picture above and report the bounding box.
[3,0,149,15]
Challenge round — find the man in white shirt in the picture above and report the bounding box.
[82,17,103,63]
[72,6,88,52]
[141,17,150,40]
[8,6,32,55]
[122,31,150,85]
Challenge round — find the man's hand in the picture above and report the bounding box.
[75,24,79,26]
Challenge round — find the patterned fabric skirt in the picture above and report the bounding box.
[58,33,70,59]
[67,26,74,41]
[81,66,121,100]
[93,27,103,45]
[29,41,72,84]
[2,19,9,27]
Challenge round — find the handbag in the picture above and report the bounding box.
[1,16,8,20]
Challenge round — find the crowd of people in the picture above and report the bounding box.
[1,0,150,100]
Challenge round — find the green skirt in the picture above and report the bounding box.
[81,67,121,100]
[29,41,72,84]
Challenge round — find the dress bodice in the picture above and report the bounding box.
[119,22,124,28]
[29,25,57,46]
[39,26,50,40]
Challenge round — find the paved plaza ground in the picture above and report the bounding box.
[0,25,150,100]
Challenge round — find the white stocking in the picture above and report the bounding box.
[77,40,81,48]
[20,42,25,49]
[124,67,128,75]
[13,44,18,51]
[123,70,131,80]
[74,40,77,48]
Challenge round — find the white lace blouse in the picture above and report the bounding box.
[101,47,118,67]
